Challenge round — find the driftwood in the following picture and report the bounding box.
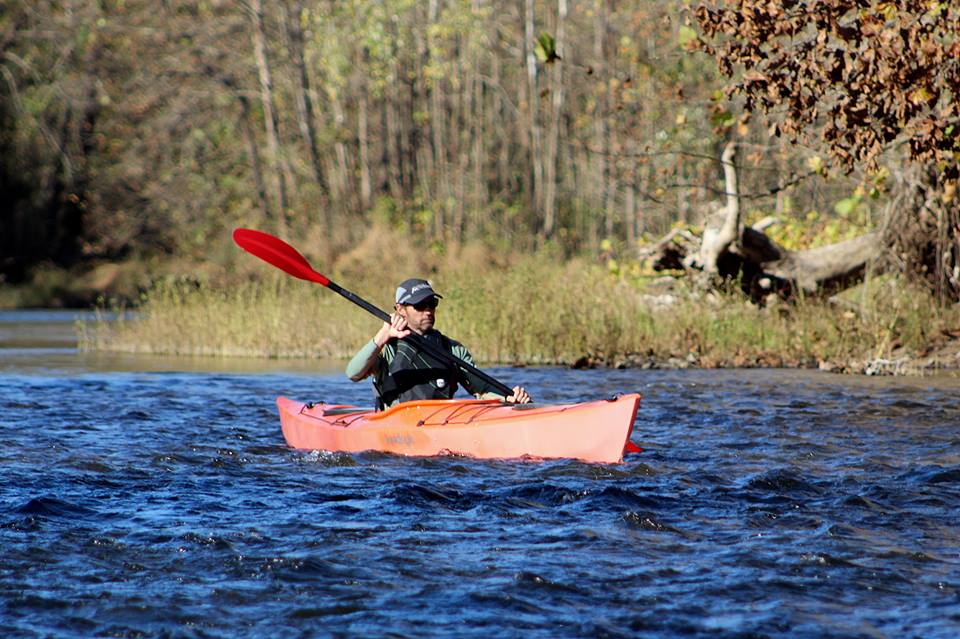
[649,141,883,300]
[636,227,699,271]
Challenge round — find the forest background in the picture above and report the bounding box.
[2,0,958,371]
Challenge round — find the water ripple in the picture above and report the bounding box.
[1,368,959,638]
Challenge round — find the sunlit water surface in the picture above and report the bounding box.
[2,311,959,637]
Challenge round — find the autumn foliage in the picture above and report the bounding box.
[695,0,960,300]
[695,0,960,178]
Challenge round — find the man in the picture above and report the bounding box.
[346,278,532,409]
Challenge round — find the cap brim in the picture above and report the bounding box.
[403,291,442,305]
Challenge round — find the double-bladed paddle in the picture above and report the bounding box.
[232,228,515,397]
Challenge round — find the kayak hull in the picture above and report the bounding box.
[277,394,641,463]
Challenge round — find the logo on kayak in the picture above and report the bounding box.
[385,434,414,446]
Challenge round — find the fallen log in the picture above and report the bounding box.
[647,141,882,301]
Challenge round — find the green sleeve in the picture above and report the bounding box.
[346,339,380,381]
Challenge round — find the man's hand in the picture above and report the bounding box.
[374,312,411,348]
[505,386,532,404]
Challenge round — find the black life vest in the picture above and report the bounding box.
[374,330,461,410]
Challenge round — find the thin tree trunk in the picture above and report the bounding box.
[542,0,566,239]
[453,36,470,243]
[625,163,636,247]
[676,158,689,224]
[327,92,352,211]
[402,61,415,197]
[412,5,433,219]
[775,137,790,217]
[283,0,329,232]
[384,29,404,204]
[592,0,608,245]
[248,0,289,233]
[358,69,372,211]
[492,50,509,198]
[470,0,486,237]
[237,94,270,221]
[524,0,543,224]
[428,0,448,240]
[606,165,617,238]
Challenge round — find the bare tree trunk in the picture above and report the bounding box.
[676,158,690,224]
[605,149,617,239]
[248,0,289,233]
[237,94,270,222]
[428,0,448,240]
[775,137,790,217]
[412,5,433,219]
[542,0,566,240]
[453,32,471,244]
[763,233,881,293]
[384,27,404,205]
[328,93,352,211]
[283,0,329,233]
[357,71,372,212]
[470,0,486,238]
[492,50,510,198]
[453,111,467,242]
[524,0,543,224]
[697,141,740,276]
[625,167,636,247]
[637,156,651,238]
[466,0,486,236]
[592,0,608,245]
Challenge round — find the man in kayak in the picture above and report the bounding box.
[347,278,532,409]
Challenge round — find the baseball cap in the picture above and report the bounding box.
[395,278,443,305]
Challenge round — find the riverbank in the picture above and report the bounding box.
[76,257,960,376]
[0,257,219,309]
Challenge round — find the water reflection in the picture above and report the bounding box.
[0,309,343,375]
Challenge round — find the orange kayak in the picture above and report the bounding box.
[277,393,641,463]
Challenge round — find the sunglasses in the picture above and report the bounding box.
[412,299,439,311]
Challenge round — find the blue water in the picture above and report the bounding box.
[2,312,960,637]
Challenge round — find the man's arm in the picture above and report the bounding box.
[345,339,381,381]
[346,313,409,381]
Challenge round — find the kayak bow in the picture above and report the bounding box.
[277,393,641,463]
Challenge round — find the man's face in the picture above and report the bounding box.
[397,297,438,334]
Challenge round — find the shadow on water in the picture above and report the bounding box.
[2,310,960,638]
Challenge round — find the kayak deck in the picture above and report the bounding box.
[277,394,641,463]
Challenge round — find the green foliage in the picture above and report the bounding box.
[534,32,560,64]
[677,25,698,48]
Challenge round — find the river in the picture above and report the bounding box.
[2,310,959,637]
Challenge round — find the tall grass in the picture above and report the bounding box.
[78,275,380,358]
[79,257,958,372]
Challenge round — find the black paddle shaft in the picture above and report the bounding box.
[325,280,515,397]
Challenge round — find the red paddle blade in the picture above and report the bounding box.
[233,228,330,286]
[624,440,643,454]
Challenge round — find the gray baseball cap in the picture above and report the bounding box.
[395,278,443,305]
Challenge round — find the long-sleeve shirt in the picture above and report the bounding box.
[345,334,503,407]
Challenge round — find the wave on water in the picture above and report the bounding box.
[12,496,98,519]
[2,368,960,638]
